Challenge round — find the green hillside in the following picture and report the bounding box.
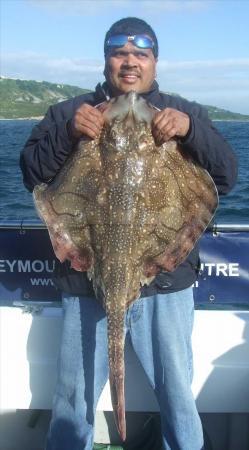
[0,77,249,121]
[203,104,249,121]
[0,77,90,119]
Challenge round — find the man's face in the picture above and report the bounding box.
[104,42,157,95]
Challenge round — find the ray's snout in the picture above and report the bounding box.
[103,90,155,125]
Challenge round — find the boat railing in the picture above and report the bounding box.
[1,220,249,231]
[0,220,249,311]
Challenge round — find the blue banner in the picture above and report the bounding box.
[194,230,249,308]
[0,226,248,308]
[0,227,61,303]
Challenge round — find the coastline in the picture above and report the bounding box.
[0,116,44,120]
[1,117,249,122]
[213,119,249,122]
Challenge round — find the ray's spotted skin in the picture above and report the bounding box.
[33,91,218,441]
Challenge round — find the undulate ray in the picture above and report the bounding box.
[33,91,218,440]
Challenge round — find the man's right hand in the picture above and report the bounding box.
[70,103,104,140]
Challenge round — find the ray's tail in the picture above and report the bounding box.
[105,295,126,441]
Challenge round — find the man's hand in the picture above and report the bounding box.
[70,104,104,140]
[152,108,190,145]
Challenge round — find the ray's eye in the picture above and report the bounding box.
[139,133,148,143]
[110,129,117,140]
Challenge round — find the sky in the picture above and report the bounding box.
[1,0,249,114]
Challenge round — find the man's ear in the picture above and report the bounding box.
[103,62,107,79]
[154,58,158,78]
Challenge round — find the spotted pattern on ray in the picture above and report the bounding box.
[33,91,218,441]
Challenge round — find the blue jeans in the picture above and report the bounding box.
[45,287,204,450]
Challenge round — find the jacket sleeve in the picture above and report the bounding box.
[20,101,78,192]
[179,103,238,195]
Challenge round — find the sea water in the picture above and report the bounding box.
[0,119,248,223]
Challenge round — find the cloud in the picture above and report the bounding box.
[2,51,104,87]
[135,1,208,12]
[29,0,127,15]
[28,0,209,15]
[2,51,249,113]
[158,58,249,71]
[157,58,249,113]
[157,58,249,93]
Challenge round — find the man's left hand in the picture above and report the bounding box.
[152,108,190,145]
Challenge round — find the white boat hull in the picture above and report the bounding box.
[1,305,249,413]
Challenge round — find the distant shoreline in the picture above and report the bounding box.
[213,119,249,122]
[1,117,249,122]
[0,116,44,120]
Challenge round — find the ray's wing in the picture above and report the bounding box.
[33,138,105,272]
[142,140,218,276]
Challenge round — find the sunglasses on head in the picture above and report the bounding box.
[106,34,154,51]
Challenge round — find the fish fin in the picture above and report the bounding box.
[142,141,218,273]
[33,138,104,272]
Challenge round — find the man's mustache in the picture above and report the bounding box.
[119,71,141,77]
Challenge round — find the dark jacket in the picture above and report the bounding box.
[20,81,237,297]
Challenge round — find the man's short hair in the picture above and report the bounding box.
[104,17,159,58]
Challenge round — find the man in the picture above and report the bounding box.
[20,17,237,450]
